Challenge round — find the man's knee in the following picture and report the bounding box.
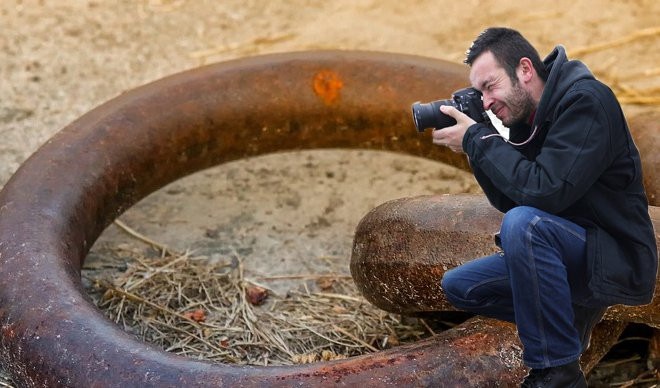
[440,268,459,298]
[500,206,541,244]
[441,268,467,305]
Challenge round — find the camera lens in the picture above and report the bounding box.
[411,100,457,132]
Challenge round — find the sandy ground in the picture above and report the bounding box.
[2,0,660,385]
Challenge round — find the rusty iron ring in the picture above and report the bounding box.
[0,51,537,387]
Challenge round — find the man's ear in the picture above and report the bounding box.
[517,57,534,83]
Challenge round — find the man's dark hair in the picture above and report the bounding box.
[465,27,548,83]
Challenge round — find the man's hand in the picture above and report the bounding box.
[432,105,476,153]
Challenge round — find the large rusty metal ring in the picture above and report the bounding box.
[0,51,530,387]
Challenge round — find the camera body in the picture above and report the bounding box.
[411,87,490,132]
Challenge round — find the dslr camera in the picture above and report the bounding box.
[411,87,490,132]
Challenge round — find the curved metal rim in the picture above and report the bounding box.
[0,50,492,386]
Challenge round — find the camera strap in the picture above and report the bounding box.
[480,125,539,148]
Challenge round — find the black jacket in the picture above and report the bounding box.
[462,46,658,306]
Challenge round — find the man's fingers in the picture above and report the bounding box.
[432,128,447,142]
[432,108,469,154]
[433,126,458,138]
[432,126,463,153]
[439,105,460,118]
[440,105,476,127]
[432,128,449,146]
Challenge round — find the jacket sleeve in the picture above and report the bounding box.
[470,160,517,213]
[462,88,613,214]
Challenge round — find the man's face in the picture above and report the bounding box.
[469,51,536,127]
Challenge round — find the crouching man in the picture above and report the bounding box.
[435,27,658,387]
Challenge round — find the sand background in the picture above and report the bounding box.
[1,0,659,385]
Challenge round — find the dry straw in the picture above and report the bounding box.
[86,226,435,366]
[570,27,660,108]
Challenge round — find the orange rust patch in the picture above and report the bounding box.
[430,266,445,277]
[453,332,489,349]
[451,332,501,357]
[313,70,343,105]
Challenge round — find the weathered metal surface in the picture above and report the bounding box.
[580,319,628,373]
[351,194,502,314]
[628,111,660,206]
[0,51,513,387]
[351,194,660,327]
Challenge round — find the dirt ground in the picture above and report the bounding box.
[1,0,660,386]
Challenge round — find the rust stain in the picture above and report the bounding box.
[313,70,343,105]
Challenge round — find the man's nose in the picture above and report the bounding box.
[482,93,494,110]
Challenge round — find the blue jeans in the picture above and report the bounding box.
[441,206,593,369]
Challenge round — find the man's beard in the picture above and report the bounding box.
[502,81,536,127]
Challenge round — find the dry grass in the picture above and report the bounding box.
[85,243,431,366]
[568,27,660,109]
